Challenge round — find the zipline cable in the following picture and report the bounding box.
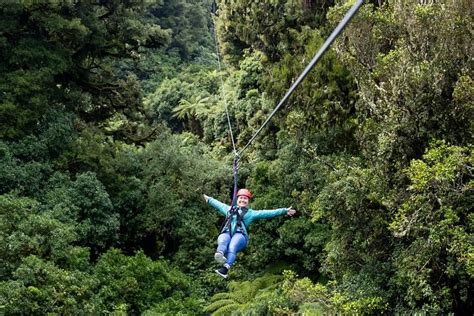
[211,10,240,210]
[211,13,238,157]
[237,0,364,160]
[209,0,363,210]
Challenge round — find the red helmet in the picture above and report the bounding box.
[236,188,252,199]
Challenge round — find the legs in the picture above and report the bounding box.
[216,232,231,255]
[215,232,248,278]
[215,233,229,264]
[226,233,248,266]
[215,232,248,267]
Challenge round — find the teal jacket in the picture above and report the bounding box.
[207,197,288,237]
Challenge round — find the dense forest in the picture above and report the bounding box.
[0,0,472,314]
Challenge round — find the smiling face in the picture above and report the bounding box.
[237,195,249,208]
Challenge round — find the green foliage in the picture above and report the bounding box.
[0,1,170,139]
[281,270,388,314]
[235,50,266,98]
[145,67,222,136]
[1,0,472,314]
[92,249,203,314]
[0,255,96,315]
[389,142,473,313]
[314,3,474,311]
[330,1,472,170]
[151,0,212,60]
[215,0,330,62]
[0,144,52,197]
[0,250,204,315]
[0,110,75,196]
[140,130,228,267]
[70,172,119,250]
[0,191,93,279]
[173,94,213,135]
[43,171,119,257]
[0,194,40,278]
[204,274,283,315]
[307,159,395,313]
[265,26,357,152]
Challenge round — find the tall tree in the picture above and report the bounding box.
[0,1,170,139]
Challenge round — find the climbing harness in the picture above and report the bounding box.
[220,206,248,236]
[210,0,364,209]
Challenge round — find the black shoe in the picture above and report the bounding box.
[215,266,228,279]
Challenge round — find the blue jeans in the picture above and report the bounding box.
[216,232,248,266]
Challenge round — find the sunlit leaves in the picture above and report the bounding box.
[332,1,472,169]
[387,142,473,312]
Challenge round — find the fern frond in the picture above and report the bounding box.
[210,292,232,302]
[204,299,237,313]
[206,274,286,315]
[213,303,241,316]
[259,274,282,287]
[229,274,283,303]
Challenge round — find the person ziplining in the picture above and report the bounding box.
[204,189,296,278]
[207,0,364,278]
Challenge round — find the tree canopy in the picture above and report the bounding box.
[1,0,472,314]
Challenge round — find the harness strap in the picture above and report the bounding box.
[221,206,248,236]
[230,156,239,206]
[236,207,248,232]
[218,156,240,234]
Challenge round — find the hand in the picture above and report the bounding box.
[203,194,209,202]
[287,207,296,216]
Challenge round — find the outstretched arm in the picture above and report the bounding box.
[252,207,297,220]
[203,194,229,217]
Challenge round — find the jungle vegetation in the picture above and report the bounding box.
[0,0,472,314]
